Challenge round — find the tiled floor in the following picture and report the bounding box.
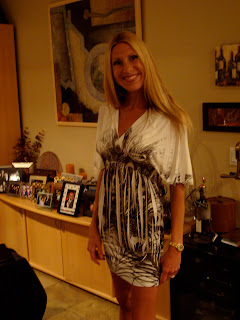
[35,270,119,320]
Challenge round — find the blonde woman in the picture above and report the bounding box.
[88,31,193,320]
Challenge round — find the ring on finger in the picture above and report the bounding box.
[170,275,175,279]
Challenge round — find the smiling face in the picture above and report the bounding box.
[111,42,145,95]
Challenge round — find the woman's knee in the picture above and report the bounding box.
[116,289,132,313]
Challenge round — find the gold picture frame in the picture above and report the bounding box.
[48,0,142,127]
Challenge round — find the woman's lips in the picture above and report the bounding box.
[122,73,140,82]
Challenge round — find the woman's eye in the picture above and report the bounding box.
[112,60,120,66]
[129,54,138,62]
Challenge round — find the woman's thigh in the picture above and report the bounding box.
[111,272,132,309]
[131,285,159,320]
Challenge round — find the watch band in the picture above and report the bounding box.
[169,241,184,252]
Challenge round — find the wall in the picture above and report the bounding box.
[1,0,240,220]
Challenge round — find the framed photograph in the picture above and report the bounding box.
[51,182,63,209]
[36,192,53,209]
[58,181,82,216]
[34,169,56,182]
[7,182,21,197]
[49,0,142,127]
[8,168,23,182]
[0,180,8,193]
[203,103,240,132]
[29,175,47,185]
[20,184,33,199]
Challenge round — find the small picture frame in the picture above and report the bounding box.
[7,182,22,197]
[20,184,33,199]
[8,168,23,182]
[58,181,82,216]
[36,192,53,210]
[29,175,48,185]
[51,182,63,209]
[0,180,8,193]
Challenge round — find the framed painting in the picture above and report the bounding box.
[203,103,240,132]
[215,44,240,86]
[49,0,142,127]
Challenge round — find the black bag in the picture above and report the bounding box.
[0,244,47,320]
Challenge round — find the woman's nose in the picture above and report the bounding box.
[123,61,133,73]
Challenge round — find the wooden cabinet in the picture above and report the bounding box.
[25,211,64,278]
[61,221,114,301]
[0,24,21,165]
[0,199,28,259]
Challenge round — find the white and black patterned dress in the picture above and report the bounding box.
[94,105,193,287]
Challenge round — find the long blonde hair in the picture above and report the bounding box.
[104,31,191,132]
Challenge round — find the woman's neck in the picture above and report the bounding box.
[122,89,147,111]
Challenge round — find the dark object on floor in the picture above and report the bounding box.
[0,244,47,320]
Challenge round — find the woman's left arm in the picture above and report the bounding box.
[160,183,185,284]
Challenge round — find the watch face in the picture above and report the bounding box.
[177,244,184,251]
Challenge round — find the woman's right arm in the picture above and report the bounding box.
[87,168,105,265]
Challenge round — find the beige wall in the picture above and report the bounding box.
[1,0,240,217]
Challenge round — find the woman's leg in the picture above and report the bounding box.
[131,285,159,320]
[111,272,132,320]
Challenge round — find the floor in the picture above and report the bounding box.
[35,269,119,320]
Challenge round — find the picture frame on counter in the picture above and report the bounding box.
[51,182,63,209]
[58,181,82,216]
[203,103,240,132]
[20,184,33,199]
[29,174,47,185]
[7,182,22,197]
[36,192,53,210]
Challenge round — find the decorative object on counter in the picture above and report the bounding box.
[36,151,63,174]
[66,164,75,174]
[49,0,141,126]
[31,181,51,201]
[12,162,34,182]
[7,181,21,197]
[54,172,83,183]
[0,167,23,193]
[36,192,53,211]
[57,181,83,216]
[203,103,240,133]
[208,196,236,233]
[215,44,240,86]
[186,177,217,244]
[12,127,45,163]
[51,182,63,209]
[221,228,240,247]
[79,168,87,180]
[221,141,240,179]
[20,184,33,199]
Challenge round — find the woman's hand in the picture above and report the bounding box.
[87,223,105,265]
[160,246,181,284]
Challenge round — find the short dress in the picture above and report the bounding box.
[94,105,193,287]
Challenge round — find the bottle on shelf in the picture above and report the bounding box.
[228,51,237,85]
[217,47,226,85]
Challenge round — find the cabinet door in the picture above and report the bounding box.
[0,200,28,259]
[0,25,20,165]
[61,221,114,301]
[25,211,63,278]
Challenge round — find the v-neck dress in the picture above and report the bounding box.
[94,105,193,287]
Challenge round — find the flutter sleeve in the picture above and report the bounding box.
[151,119,194,186]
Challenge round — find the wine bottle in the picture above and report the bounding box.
[228,51,237,85]
[235,46,240,84]
[217,47,226,85]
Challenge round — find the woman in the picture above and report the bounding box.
[88,31,193,320]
